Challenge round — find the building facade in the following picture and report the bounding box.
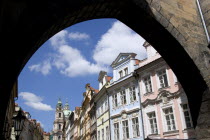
[79,84,98,140]
[135,42,195,139]
[11,104,44,140]
[95,71,112,140]
[108,53,144,140]
[90,95,97,140]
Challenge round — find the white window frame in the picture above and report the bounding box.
[119,70,123,78]
[163,107,176,132]
[106,126,110,140]
[147,112,158,134]
[129,86,137,103]
[112,94,118,109]
[124,67,128,75]
[132,117,140,138]
[181,103,193,129]
[98,130,100,140]
[156,67,170,89]
[105,100,108,111]
[120,90,127,105]
[122,120,129,140]
[142,75,153,94]
[114,122,120,140]
[102,129,104,140]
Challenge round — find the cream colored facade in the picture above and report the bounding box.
[95,71,111,140]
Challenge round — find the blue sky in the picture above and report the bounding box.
[17,18,147,132]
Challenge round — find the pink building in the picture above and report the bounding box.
[135,42,195,139]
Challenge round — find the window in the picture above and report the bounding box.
[164,107,176,131]
[143,76,152,93]
[120,90,127,105]
[102,129,104,140]
[114,122,119,140]
[98,131,100,140]
[181,104,193,128]
[91,135,96,140]
[105,101,108,111]
[129,86,136,102]
[132,117,140,137]
[148,112,158,134]
[101,105,104,115]
[119,70,123,78]
[59,124,62,130]
[106,126,110,140]
[157,69,169,88]
[112,94,118,108]
[59,113,61,118]
[122,120,129,139]
[124,68,128,75]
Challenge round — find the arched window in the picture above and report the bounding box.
[59,113,61,117]
[58,136,61,140]
[59,124,62,130]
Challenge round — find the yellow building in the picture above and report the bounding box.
[79,84,98,140]
[95,71,112,140]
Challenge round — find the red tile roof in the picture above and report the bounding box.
[106,76,113,82]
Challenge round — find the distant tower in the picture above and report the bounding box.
[52,98,65,140]
[63,99,71,119]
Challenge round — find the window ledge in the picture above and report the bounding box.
[158,86,170,91]
[182,127,194,133]
[148,133,160,136]
[144,92,154,96]
[163,130,179,135]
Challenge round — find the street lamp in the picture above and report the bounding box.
[12,110,26,140]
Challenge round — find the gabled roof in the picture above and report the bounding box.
[111,53,137,67]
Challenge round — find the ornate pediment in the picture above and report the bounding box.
[142,89,183,107]
[111,53,137,67]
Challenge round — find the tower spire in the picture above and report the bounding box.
[56,97,62,109]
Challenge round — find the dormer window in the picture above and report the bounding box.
[124,67,128,75]
[119,70,123,78]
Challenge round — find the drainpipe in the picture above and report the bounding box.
[196,0,210,45]
[106,91,112,140]
[134,72,145,139]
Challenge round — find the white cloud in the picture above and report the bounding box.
[28,60,52,75]
[50,30,68,48]
[19,92,53,111]
[29,21,147,77]
[93,21,147,66]
[68,32,90,40]
[53,45,108,77]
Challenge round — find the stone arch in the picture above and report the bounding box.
[0,0,209,136]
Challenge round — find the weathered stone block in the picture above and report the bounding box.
[151,1,161,11]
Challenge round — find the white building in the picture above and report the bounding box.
[107,53,144,140]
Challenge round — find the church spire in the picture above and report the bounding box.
[56,98,63,109]
[63,98,71,118]
[64,98,69,110]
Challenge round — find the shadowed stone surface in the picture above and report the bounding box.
[0,0,209,139]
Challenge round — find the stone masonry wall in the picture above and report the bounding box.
[144,0,210,139]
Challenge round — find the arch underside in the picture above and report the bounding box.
[0,0,207,132]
